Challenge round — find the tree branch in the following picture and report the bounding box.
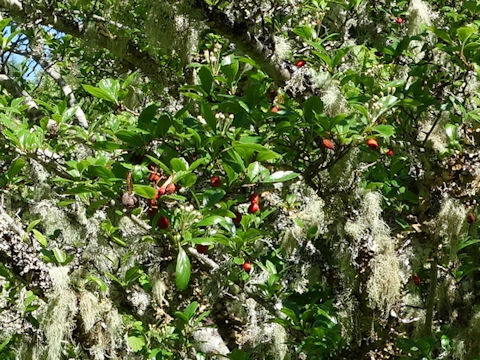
[0,0,166,84]
[190,0,291,86]
[13,49,89,128]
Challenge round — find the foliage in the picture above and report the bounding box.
[0,0,479,359]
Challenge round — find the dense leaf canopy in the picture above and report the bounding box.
[0,0,480,359]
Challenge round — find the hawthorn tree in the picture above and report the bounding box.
[0,0,480,359]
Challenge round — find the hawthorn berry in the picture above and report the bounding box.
[149,172,161,183]
[412,274,421,286]
[157,216,169,229]
[296,59,306,67]
[196,244,208,254]
[211,176,222,187]
[233,212,242,225]
[396,17,403,24]
[147,198,157,208]
[386,149,394,156]
[165,182,176,194]
[155,186,166,199]
[249,193,260,204]
[243,262,252,273]
[323,138,335,150]
[366,138,379,150]
[248,203,260,214]
[467,213,476,224]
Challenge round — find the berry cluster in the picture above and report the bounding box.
[146,164,177,230]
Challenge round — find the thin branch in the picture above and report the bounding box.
[14,48,89,128]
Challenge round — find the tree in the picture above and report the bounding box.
[0,0,479,359]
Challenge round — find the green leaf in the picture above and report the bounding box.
[127,335,145,352]
[32,229,48,247]
[6,157,25,180]
[293,25,315,40]
[375,96,398,118]
[196,215,224,227]
[125,266,142,285]
[146,155,171,174]
[184,301,198,320]
[53,248,67,264]
[445,123,458,141]
[133,185,157,199]
[170,157,189,172]
[373,124,395,138]
[200,101,216,131]
[98,79,120,102]
[257,150,282,162]
[303,96,324,123]
[0,337,11,352]
[82,84,116,103]
[264,171,299,183]
[27,219,41,232]
[198,66,213,93]
[227,349,249,360]
[428,27,453,44]
[457,26,476,43]
[457,238,480,251]
[281,308,299,324]
[86,275,108,292]
[138,104,158,130]
[115,130,145,147]
[202,189,226,207]
[221,58,239,85]
[246,161,269,182]
[180,173,197,187]
[175,247,191,290]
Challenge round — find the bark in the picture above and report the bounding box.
[190,0,291,86]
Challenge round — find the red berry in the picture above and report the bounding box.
[467,213,476,224]
[366,138,379,150]
[165,183,176,194]
[322,138,335,150]
[156,186,166,199]
[386,149,394,156]
[157,216,169,229]
[271,106,280,113]
[149,173,160,182]
[233,212,242,225]
[243,262,252,273]
[412,274,421,286]
[210,176,222,187]
[296,59,306,67]
[147,198,156,207]
[196,244,208,254]
[396,17,403,24]
[249,194,260,204]
[248,203,260,214]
